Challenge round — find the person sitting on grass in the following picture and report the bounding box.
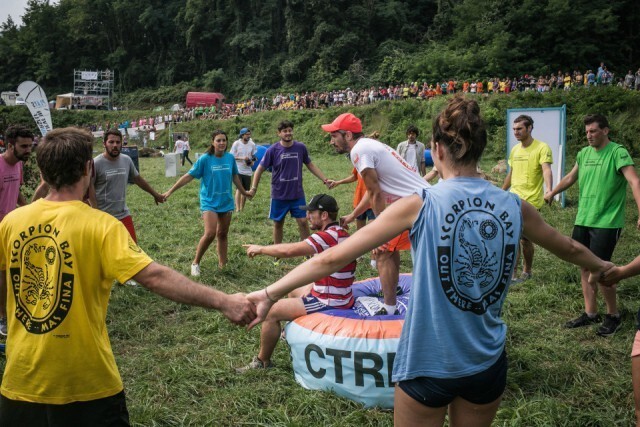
[244,96,611,427]
[237,194,356,372]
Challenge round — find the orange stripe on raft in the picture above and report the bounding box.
[293,313,404,339]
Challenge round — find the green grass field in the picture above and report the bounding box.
[2,146,640,426]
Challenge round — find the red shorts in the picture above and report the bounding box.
[380,230,411,252]
[120,215,138,243]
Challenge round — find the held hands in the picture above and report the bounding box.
[326,179,338,189]
[246,289,276,330]
[543,191,554,205]
[339,213,355,229]
[161,191,171,201]
[599,264,626,287]
[221,293,257,326]
[153,193,166,205]
[587,261,616,287]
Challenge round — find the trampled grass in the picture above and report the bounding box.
[2,144,639,426]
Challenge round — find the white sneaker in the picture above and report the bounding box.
[191,264,201,277]
[0,317,7,336]
[125,279,139,287]
[370,259,377,269]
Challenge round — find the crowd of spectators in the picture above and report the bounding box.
[87,63,640,133]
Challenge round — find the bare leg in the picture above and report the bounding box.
[235,189,245,212]
[273,219,285,245]
[448,395,502,427]
[193,211,219,265]
[295,217,310,241]
[633,353,640,426]
[581,267,599,314]
[258,298,307,364]
[216,212,232,268]
[521,238,534,274]
[376,250,399,307]
[394,384,447,427]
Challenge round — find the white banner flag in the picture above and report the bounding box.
[17,81,53,136]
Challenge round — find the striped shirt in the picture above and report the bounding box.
[305,223,356,308]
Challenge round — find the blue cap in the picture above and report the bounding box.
[239,127,250,136]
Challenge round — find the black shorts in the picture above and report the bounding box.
[398,350,507,407]
[0,390,130,427]
[238,174,252,191]
[571,225,622,261]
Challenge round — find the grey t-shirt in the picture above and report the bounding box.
[93,153,139,219]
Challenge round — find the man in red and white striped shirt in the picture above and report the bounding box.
[238,194,356,372]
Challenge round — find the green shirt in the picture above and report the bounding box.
[575,142,634,228]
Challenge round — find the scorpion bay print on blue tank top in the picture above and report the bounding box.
[437,196,517,314]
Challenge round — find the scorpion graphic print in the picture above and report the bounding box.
[9,225,74,334]
[437,196,518,315]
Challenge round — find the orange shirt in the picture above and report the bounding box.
[352,168,368,208]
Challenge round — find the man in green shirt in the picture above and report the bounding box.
[545,114,640,336]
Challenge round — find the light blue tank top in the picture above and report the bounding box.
[393,177,522,381]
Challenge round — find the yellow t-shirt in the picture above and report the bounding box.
[508,139,553,208]
[0,199,153,404]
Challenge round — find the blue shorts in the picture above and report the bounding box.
[301,296,333,314]
[356,209,376,222]
[269,197,307,221]
[398,350,507,407]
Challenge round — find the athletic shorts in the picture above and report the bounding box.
[269,197,307,221]
[120,215,137,243]
[356,209,376,222]
[238,174,251,191]
[398,350,507,407]
[301,295,334,314]
[0,390,130,427]
[201,210,232,216]
[382,230,411,252]
[571,225,622,261]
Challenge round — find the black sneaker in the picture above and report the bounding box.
[596,314,622,337]
[564,312,601,328]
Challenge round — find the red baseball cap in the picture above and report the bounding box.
[321,113,362,133]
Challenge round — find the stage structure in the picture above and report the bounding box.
[73,69,114,109]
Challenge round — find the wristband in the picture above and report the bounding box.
[264,288,278,303]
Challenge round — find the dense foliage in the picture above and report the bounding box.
[1,0,639,101]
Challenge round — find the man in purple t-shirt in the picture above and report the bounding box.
[0,125,34,336]
[249,120,330,245]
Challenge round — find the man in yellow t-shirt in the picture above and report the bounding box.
[0,128,256,425]
[502,115,553,283]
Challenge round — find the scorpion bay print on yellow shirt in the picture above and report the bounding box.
[10,223,73,334]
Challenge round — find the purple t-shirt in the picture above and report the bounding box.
[260,141,310,200]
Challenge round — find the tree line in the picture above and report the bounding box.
[0,0,639,101]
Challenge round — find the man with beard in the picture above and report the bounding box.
[0,125,33,335]
[237,194,355,371]
[545,114,640,336]
[322,113,429,315]
[92,129,164,265]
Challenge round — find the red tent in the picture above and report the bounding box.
[185,92,225,108]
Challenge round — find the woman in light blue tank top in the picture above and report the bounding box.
[246,97,611,427]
